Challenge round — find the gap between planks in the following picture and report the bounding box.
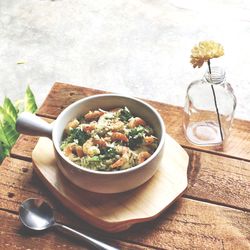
[0,193,249,249]
[182,144,250,163]
[2,155,250,213]
[1,156,249,248]
[184,194,250,213]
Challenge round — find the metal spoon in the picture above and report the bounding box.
[19,198,119,250]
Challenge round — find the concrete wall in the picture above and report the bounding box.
[0,0,249,120]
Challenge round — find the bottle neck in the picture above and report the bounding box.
[204,66,226,85]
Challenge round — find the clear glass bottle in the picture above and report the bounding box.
[183,67,237,146]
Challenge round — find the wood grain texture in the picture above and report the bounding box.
[0,157,159,249]
[31,135,189,232]
[0,210,150,250]
[10,134,39,161]
[186,149,250,211]
[0,157,249,249]
[38,83,107,119]
[36,82,250,161]
[8,135,250,212]
[119,198,250,250]
[0,157,49,212]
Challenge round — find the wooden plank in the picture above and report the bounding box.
[37,82,250,161]
[0,210,150,250]
[10,134,39,161]
[0,209,85,250]
[0,157,249,249]
[8,137,250,212]
[38,83,106,119]
[0,157,47,210]
[119,198,250,250]
[186,149,250,211]
[0,158,154,249]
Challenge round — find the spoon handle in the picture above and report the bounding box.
[54,223,119,250]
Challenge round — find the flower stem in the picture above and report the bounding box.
[207,60,224,142]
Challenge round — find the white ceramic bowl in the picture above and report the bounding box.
[16,94,165,193]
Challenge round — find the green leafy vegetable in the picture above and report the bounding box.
[3,97,17,121]
[119,107,132,122]
[128,125,145,149]
[81,156,101,170]
[61,128,90,149]
[0,85,37,164]
[79,148,118,171]
[100,147,117,159]
[25,85,37,113]
[81,155,116,171]
[88,156,101,162]
[0,142,10,163]
[0,113,19,147]
[14,99,24,114]
[0,107,15,129]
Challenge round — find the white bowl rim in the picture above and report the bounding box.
[53,94,166,175]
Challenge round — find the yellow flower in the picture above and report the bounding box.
[190,40,224,68]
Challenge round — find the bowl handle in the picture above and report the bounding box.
[16,112,53,139]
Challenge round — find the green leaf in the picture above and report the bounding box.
[0,122,9,146]
[100,147,117,159]
[0,142,10,163]
[24,85,37,113]
[0,116,19,147]
[119,107,133,122]
[0,107,15,128]
[128,125,145,149]
[3,97,17,121]
[61,128,90,149]
[14,99,24,114]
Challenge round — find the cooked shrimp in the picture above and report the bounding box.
[84,110,104,121]
[137,151,151,164]
[111,157,127,169]
[93,138,107,147]
[144,136,155,145]
[82,124,96,133]
[111,132,129,142]
[88,146,100,157]
[111,121,125,132]
[128,117,146,128]
[63,143,75,156]
[75,145,84,157]
[82,139,100,156]
[64,143,84,158]
[66,119,79,132]
[111,147,129,169]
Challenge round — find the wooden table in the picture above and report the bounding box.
[1,83,250,249]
